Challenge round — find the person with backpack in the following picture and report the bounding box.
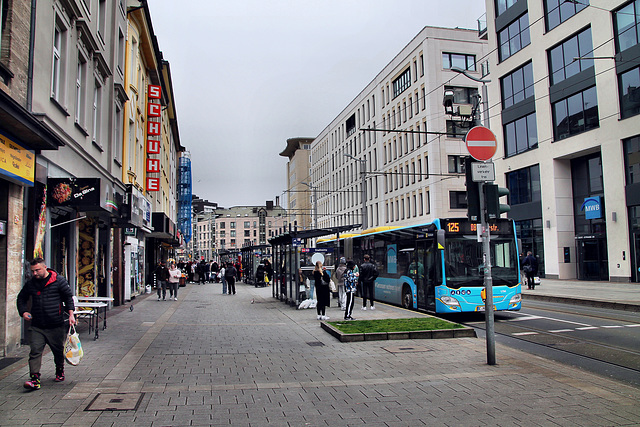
[359,254,379,310]
[225,262,237,295]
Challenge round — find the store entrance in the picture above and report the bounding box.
[576,236,609,281]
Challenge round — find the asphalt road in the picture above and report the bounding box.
[448,301,640,387]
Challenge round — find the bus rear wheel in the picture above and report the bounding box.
[402,286,413,309]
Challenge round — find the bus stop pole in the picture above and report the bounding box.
[479,181,496,365]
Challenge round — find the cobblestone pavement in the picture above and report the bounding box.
[1,281,638,426]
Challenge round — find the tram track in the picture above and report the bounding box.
[450,309,640,387]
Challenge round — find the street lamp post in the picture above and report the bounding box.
[301,182,317,229]
[343,153,367,230]
[450,66,497,365]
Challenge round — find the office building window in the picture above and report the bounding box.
[506,165,541,205]
[544,0,588,32]
[501,62,534,108]
[504,112,538,157]
[552,86,599,140]
[614,0,640,52]
[623,135,640,185]
[448,156,466,173]
[449,191,467,209]
[498,13,531,62]
[548,27,593,85]
[442,52,476,71]
[392,67,411,98]
[496,0,518,16]
[620,66,640,119]
[446,120,467,139]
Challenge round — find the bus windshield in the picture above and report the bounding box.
[443,234,518,288]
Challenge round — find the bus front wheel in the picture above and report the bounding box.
[402,286,413,309]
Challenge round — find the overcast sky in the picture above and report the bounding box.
[148,0,486,208]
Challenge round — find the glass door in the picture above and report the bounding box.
[633,233,640,283]
[576,237,608,280]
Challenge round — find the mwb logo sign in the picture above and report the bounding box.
[581,196,602,220]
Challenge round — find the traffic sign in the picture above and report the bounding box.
[471,162,495,182]
[465,126,497,161]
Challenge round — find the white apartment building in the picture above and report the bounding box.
[310,26,488,230]
[485,0,640,282]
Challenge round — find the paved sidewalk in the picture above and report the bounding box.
[0,281,638,426]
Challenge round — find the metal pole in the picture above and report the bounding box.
[479,181,496,365]
[313,186,318,229]
[361,159,367,230]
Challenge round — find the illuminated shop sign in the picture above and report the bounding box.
[146,84,162,192]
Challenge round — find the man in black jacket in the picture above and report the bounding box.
[359,254,379,310]
[17,258,76,390]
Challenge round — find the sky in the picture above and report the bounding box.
[148,0,487,208]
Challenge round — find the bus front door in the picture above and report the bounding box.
[414,240,436,311]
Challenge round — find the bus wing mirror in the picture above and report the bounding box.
[437,229,445,250]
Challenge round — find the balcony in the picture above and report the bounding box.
[478,13,487,40]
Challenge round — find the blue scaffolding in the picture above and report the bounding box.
[178,153,192,243]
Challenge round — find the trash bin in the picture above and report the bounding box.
[179,275,186,287]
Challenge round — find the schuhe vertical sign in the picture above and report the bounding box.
[146,84,162,192]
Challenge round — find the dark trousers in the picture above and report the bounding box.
[28,325,67,375]
[227,277,236,294]
[345,292,355,319]
[157,280,167,298]
[362,282,375,307]
[526,272,535,289]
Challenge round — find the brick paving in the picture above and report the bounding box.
[0,281,638,426]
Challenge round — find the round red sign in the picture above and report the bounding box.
[465,126,497,161]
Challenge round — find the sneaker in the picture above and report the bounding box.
[361,307,367,311]
[345,316,355,321]
[322,315,330,320]
[174,297,178,301]
[55,372,65,382]
[24,374,41,390]
[157,297,161,301]
[370,306,375,311]
[163,297,166,301]
[317,315,323,320]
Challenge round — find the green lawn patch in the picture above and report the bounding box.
[327,317,465,334]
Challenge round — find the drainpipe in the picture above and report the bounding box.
[27,0,37,111]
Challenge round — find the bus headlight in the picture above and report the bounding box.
[509,293,522,304]
[440,296,460,307]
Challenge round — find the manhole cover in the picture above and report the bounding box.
[383,345,432,354]
[86,393,144,411]
[307,341,325,347]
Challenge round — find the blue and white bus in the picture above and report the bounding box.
[317,218,522,313]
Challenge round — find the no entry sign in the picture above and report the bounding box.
[465,126,497,161]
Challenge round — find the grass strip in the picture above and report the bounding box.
[327,317,465,334]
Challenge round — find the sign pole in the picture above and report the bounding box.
[465,125,497,366]
[480,179,496,365]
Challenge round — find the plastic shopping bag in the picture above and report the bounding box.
[64,325,83,366]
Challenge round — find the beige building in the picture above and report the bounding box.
[280,137,314,230]
[484,0,640,282]
[309,26,488,231]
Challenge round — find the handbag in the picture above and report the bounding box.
[534,276,541,285]
[329,280,337,292]
[64,325,83,366]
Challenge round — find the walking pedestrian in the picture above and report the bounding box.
[313,261,331,320]
[17,258,76,390]
[344,260,358,320]
[220,264,227,294]
[225,262,237,295]
[334,257,347,310]
[155,261,169,300]
[168,262,181,300]
[359,254,379,310]
[523,251,538,290]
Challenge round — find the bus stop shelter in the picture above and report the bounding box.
[241,244,270,286]
[268,225,360,306]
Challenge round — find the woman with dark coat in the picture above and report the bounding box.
[313,261,331,321]
[523,251,538,290]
